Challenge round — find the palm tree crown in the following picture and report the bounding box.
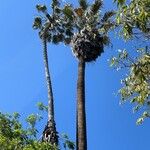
[71,28,104,62]
[66,0,115,62]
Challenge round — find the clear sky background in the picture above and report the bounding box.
[0,0,150,150]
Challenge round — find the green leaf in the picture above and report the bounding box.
[13,112,20,119]
[136,117,144,125]
[37,102,48,112]
[110,57,117,67]
[26,114,37,127]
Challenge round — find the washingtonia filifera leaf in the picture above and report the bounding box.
[36,4,47,13]
[63,5,74,20]
[74,8,84,17]
[102,11,116,22]
[90,0,103,15]
[33,17,42,29]
[78,0,88,10]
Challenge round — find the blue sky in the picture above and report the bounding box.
[0,0,150,150]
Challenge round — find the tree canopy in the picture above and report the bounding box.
[111,0,150,124]
[115,0,150,39]
[0,104,75,150]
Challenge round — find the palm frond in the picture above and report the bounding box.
[100,22,116,33]
[52,35,60,44]
[74,8,84,17]
[51,0,61,14]
[52,0,60,8]
[33,17,42,29]
[90,0,103,15]
[62,5,74,20]
[64,37,71,45]
[101,11,116,22]
[102,35,110,46]
[78,0,88,10]
[36,4,47,13]
[114,0,126,6]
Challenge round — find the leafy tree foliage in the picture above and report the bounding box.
[0,104,75,150]
[111,0,150,124]
[0,112,56,150]
[111,47,150,124]
[0,113,74,150]
[115,0,150,39]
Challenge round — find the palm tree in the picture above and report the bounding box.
[33,1,66,145]
[62,0,115,149]
[41,26,58,145]
[33,0,115,149]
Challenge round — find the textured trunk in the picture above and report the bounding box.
[42,38,58,145]
[76,60,87,150]
[43,38,54,123]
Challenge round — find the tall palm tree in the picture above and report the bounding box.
[33,0,115,149]
[42,26,58,145]
[33,0,66,145]
[62,0,115,149]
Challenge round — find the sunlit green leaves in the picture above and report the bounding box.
[111,47,150,124]
[136,111,150,125]
[0,110,75,149]
[113,0,150,124]
[37,102,48,112]
[26,114,40,127]
[115,0,150,39]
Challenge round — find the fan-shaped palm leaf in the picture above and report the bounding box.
[79,0,88,10]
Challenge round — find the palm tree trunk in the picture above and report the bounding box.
[43,39,54,121]
[42,38,58,145]
[76,60,87,150]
